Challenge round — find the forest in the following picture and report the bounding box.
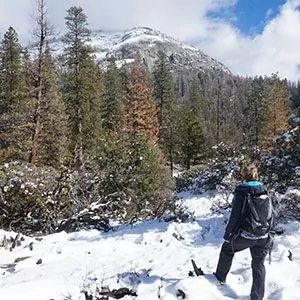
[1,0,300,235]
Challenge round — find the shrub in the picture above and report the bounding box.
[0,161,75,234]
[92,134,177,222]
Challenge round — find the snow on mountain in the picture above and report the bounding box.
[51,27,231,74]
[1,192,300,300]
[93,27,231,73]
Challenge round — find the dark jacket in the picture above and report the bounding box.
[224,181,268,241]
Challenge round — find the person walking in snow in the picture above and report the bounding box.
[214,164,274,300]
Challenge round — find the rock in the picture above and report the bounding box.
[29,242,34,251]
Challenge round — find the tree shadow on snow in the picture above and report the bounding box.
[187,215,227,247]
[66,219,172,243]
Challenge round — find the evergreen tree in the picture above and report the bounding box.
[95,133,175,221]
[178,82,205,169]
[290,80,300,109]
[205,75,227,145]
[153,51,178,171]
[82,58,104,154]
[29,0,51,166]
[103,57,124,133]
[0,27,23,113]
[61,6,103,169]
[0,27,32,162]
[36,45,68,167]
[24,0,68,168]
[245,76,266,150]
[198,72,248,148]
[124,134,175,219]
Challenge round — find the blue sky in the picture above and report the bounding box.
[233,0,286,35]
[0,0,300,80]
[207,0,286,36]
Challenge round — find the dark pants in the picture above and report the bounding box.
[215,235,271,300]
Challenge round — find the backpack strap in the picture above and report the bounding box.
[241,193,247,215]
[266,191,274,220]
[247,193,263,223]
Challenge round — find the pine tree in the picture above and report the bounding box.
[22,0,68,168]
[124,134,175,219]
[81,57,104,154]
[178,82,205,169]
[153,51,178,171]
[103,57,124,133]
[61,6,103,169]
[36,45,68,167]
[29,0,51,166]
[291,80,300,109]
[0,27,23,113]
[0,27,32,162]
[124,56,158,145]
[205,75,225,145]
[245,76,267,150]
[199,72,244,147]
[96,131,175,221]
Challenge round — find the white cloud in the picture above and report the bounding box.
[0,0,34,43]
[194,0,300,80]
[0,0,237,42]
[0,0,299,80]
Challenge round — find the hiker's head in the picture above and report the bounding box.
[241,164,259,181]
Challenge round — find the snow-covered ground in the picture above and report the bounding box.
[1,192,300,300]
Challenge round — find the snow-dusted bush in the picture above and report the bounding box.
[56,207,111,233]
[276,189,300,221]
[161,199,195,223]
[260,154,296,192]
[259,125,300,192]
[174,164,206,192]
[191,162,238,194]
[176,143,242,194]
[55,134,177,230]
[0,161,76,234]
[84,135,177,223]
[0,135,177,234]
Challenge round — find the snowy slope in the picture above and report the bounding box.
[51,27,231,74]
[1,192,300,300]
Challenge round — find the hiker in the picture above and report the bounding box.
[214,164,274,300]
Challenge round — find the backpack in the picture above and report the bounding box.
[241,192,274,237]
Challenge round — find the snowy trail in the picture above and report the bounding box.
[0,192,300,300]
